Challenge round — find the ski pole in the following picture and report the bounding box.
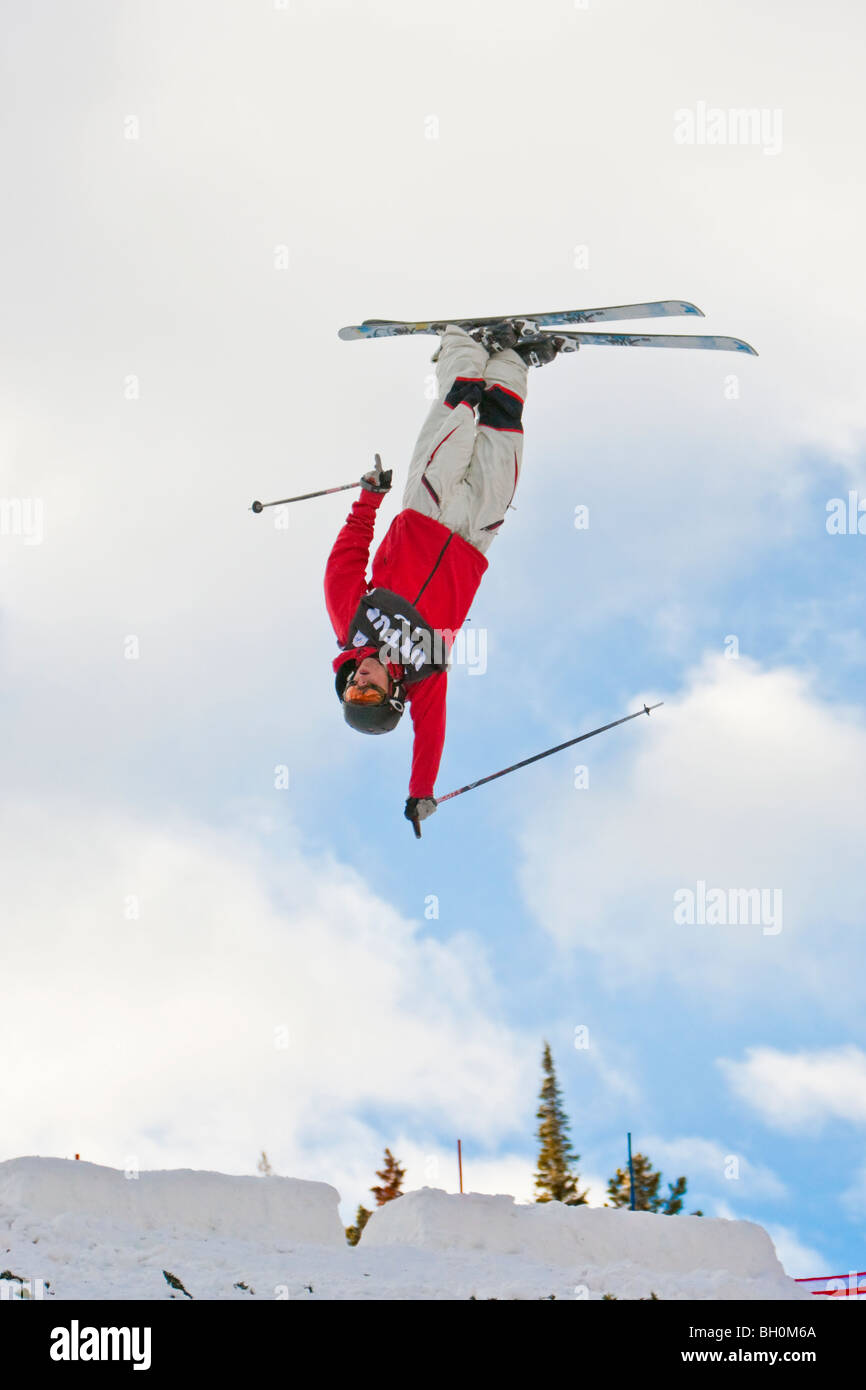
[436,701,663,810]
[250,480,359,513]
[250,453,387,513]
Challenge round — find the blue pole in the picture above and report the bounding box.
[628,1132,636,1211]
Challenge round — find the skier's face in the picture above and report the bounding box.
[346,656,391,697]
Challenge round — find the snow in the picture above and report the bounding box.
[363,1188,804,1299]
[0,1156,344,1246]
[0,1158,809,1301]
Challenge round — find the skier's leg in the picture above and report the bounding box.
[402,326,488,522]
[451,346,529,554]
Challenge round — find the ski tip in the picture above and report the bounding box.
[679,301,705,317]
[723,337,759,356]
[338,326,361,340]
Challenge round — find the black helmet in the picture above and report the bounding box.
[335,661,405,735]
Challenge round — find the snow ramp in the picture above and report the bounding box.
[0,1160,807,1299]
[361,1188,806,1300]
[0,1156,344,1246]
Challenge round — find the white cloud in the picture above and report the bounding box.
[763,1225,828,1281]
[719,1045,866,1133]
[403,1144,539,1206]
[516,655,866,1007]
[0,799,536,1179]
[3,0,866,734]
[637,1134,786,1202]
[318,1134,611,1221]
[1,0,864,1274]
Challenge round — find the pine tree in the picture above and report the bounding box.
[605,1152,688,1214]
[370,1148,405,1206]
[534,1041,588,1205]
[345,1205,371,1246]
[346,1148,405,1247]
[663,1175,687,1216]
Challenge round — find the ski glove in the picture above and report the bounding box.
[405,796,437,837]
[360,453,393,494]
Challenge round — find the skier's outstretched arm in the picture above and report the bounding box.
[406,671,447,809]
[323,489,386,644]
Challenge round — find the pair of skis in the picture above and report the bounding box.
[338,298,758,355]
[254,299,754,513]
[253,297,754,514]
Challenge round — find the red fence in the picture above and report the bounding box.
[795,1271,866,1297]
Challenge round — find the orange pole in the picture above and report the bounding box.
[457,1139,463,1194]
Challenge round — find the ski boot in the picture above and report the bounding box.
[467,318,539,353]
[430,318,538,362]
[514,334,571,367]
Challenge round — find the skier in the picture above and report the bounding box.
[324,322,564,833]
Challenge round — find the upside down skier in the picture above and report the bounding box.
[323,322,564,834]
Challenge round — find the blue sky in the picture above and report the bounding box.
[2,0,864,1281]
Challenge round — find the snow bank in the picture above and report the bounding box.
[362,1189,801,1300]
[0,1158,807,1300]
[0,1157,344,1246]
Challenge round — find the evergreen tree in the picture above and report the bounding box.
[370,1148,406,1205]
[345,1204,371,1246]
[605,1152,688,1214]
[534,1042,588,1205]
[346,1148,405,1246]
[663,1175,687,1215]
